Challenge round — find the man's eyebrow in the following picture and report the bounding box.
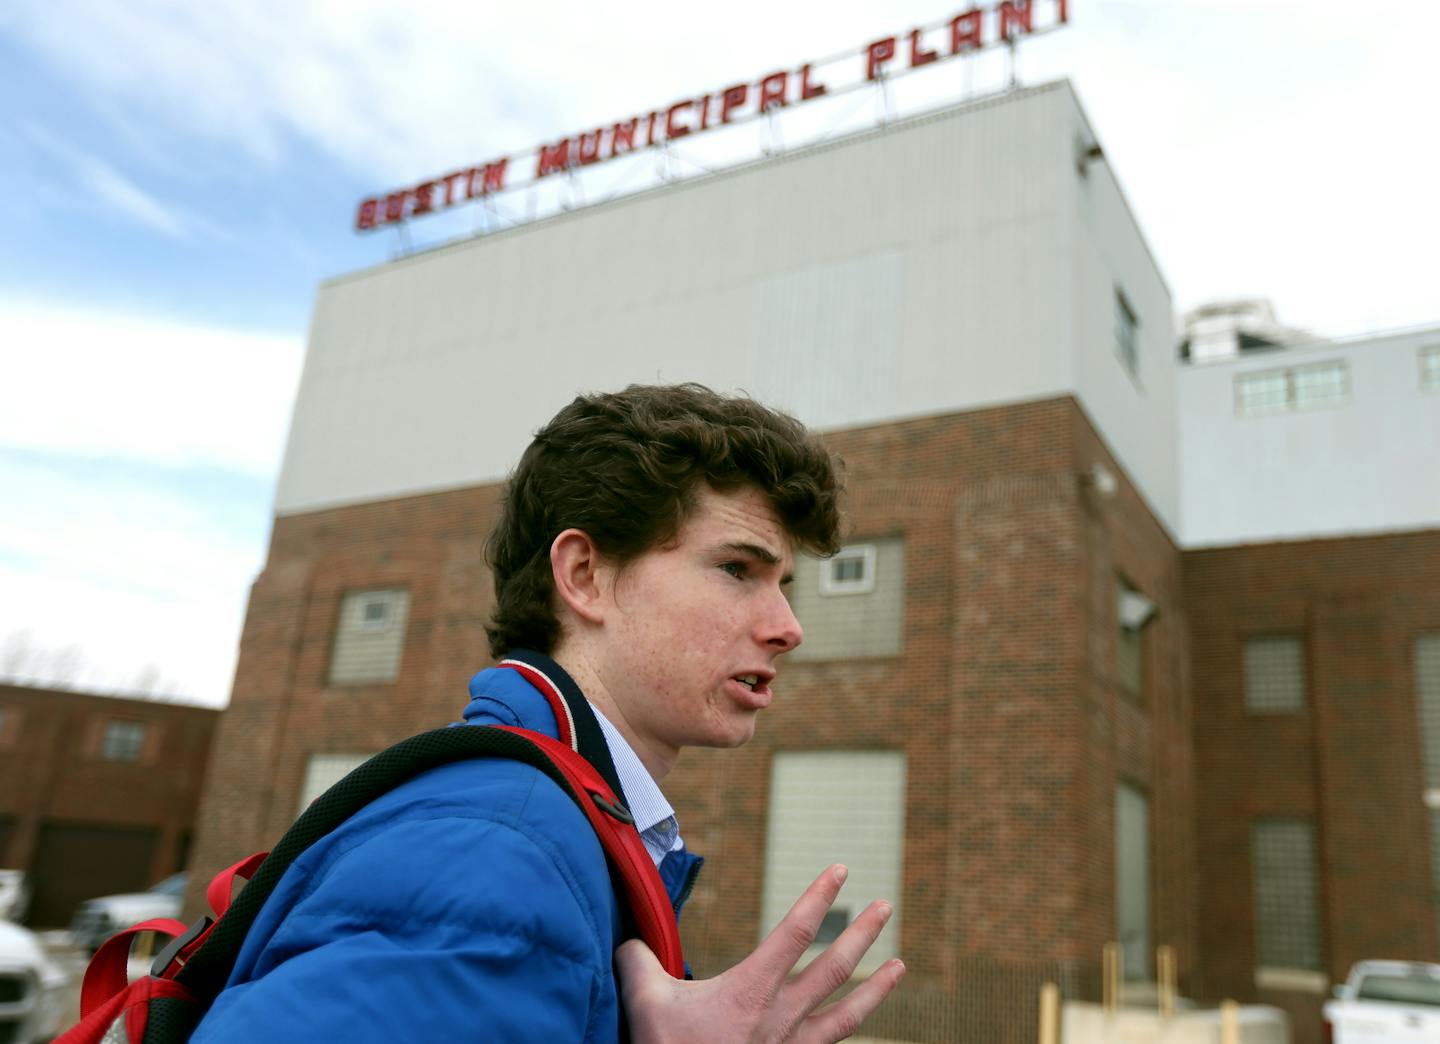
[713,541,781,565]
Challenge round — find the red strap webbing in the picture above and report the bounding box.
[494,725,685,978]
[78,917,188,1020]
[206,851,268,920]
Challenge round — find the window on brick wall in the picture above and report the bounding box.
[329,588,411,685]
[790,539,903,661]
[1416,633,1440,952]
[101,720,147,762]
[1244,636,1306,712]
[1116,579,1156,700]
[819,544,877,596]
[1252,818,1324,976]
[299,752,375,814]
[1116,782,1151,981]
[761,751,905,972]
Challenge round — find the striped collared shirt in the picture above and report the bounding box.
[590,704,684,867]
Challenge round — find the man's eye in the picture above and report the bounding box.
[720,561,747,579]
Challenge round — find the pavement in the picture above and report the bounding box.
[36,930,87,1033]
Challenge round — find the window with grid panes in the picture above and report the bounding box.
[1421,346,1440,393]
[1252,819,1323,971]
[102,720,147,761]
[1237,369,1289,415]
[1244,636,1306,712]
[1236,360,1348,416]
[1292,360,1348,408]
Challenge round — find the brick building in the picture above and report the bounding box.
[0,684,218,927]
[185,80,1440,1042]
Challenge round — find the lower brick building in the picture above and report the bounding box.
[1185,531,1440,1042]
[0,684,217,927]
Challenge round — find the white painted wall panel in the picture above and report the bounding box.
[1062,88,1180,536]
[760,750,906,971]
[1179,327,1440,546]
[277,82,1170,527]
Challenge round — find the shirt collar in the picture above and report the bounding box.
[588,703,681,856]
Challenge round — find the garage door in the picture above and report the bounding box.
[26,821,159,928]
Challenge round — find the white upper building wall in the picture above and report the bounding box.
[277,81,1179,533]
[1179,326,1440,547]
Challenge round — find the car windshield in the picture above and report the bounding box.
[149,873,187,897]
[1356,973,1440,1007]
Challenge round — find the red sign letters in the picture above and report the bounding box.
[356,0,1067,231]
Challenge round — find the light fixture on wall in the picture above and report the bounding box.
[1118,588,1158,631]
[1076,138,1105,177]
[1082,462,1118,498]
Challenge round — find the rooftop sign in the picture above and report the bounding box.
[356,0,1068,232]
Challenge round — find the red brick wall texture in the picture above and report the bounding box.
[0,684,217,916]
[186,394,1437,1042]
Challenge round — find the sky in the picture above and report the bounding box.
[1,0,1437,707]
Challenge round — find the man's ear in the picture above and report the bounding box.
[550,528,609,626]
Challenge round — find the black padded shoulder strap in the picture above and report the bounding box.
[497,649,630,810]
[175,726,635,1000]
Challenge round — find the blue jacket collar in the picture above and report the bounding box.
[465,649,629,814]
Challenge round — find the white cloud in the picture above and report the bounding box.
[0,302,303,476]
[0,304,298,704]
[0,450,266,706]
[0,562,243,706]
[7,1,974,183]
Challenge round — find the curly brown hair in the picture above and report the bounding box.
[484,383,843,657]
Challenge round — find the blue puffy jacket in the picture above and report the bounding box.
[192,652,701,1041]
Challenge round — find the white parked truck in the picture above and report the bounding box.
[1323,960,1440,1043]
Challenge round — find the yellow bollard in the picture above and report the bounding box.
[1156,944,1176,1019]
[1220,999,1240,1044]
[1037,981,1059,1044]
[1102,941,1123,1015]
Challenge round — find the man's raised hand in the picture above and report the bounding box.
[616,865,905,1043]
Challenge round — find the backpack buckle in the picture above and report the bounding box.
[591,791,634,825]
[152,915,214,977]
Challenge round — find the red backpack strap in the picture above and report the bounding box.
[59,974,195,1044]
[79,917,188,1019]
[493,725,685,978]
[496,653,629,808]
[206,851,268,919]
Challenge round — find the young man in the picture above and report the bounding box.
[193,384,904,1041]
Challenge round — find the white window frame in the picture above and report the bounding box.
[1236,359,1349,417]
[356,591,398,632]
[820,544,877,596]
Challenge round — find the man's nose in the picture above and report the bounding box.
[762,589,803,652]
